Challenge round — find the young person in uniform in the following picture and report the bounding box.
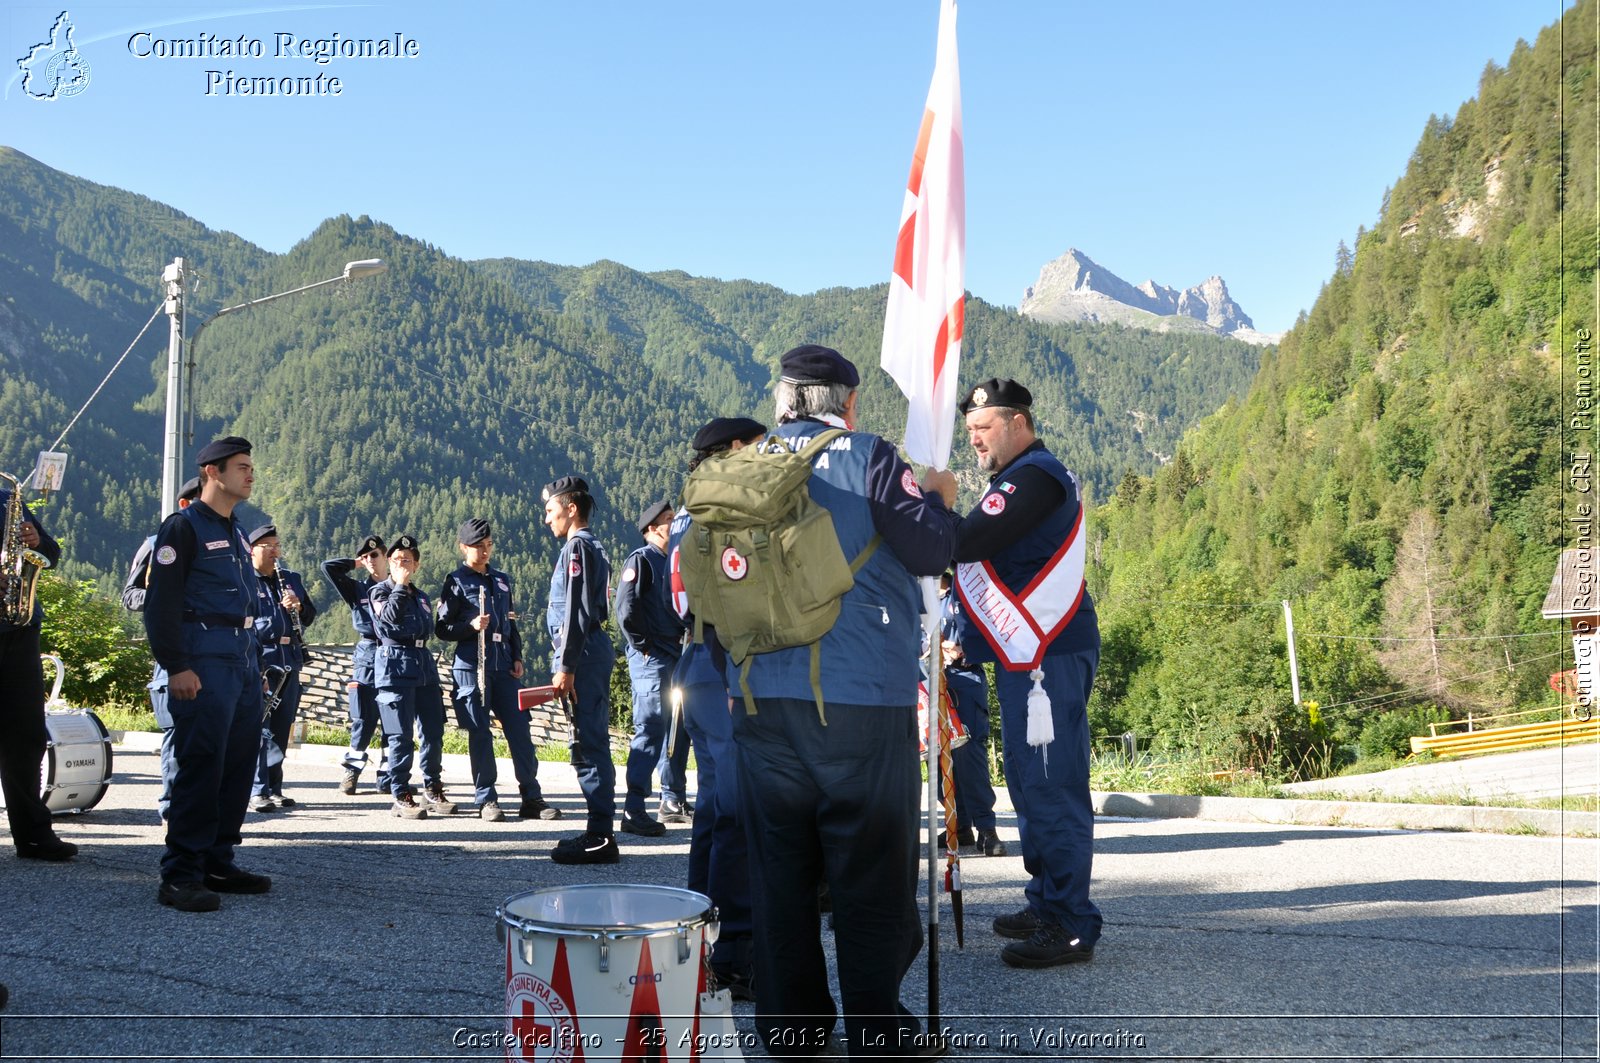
[143,436,271,912]
[542,476,619,864]
[246,525,317,812]
[320,535,391,796]
[367,535,441,821]
[435,518,555,822]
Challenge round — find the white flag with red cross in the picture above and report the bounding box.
[880,0,965,470]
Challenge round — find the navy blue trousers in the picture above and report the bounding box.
[681,677,751,958]
[994,644,1102,945]
[623,650,688,816]
[343,681,388,788]
[564,648,616,835]
[941,673,999,832]
[377,684,444,796]
[253,670,300,797]
[452,667,542,806]
[735,697,923,1059]
[162,656,263,883]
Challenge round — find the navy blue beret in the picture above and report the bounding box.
[388,534,420,556]
[637,499,673,534]
[541,476,589,502]
[357,534,386,556]
[195,435,251,467]
[692,416,767,452]
[779,344,860,388]
[247,524,278,545]
[178,476,202,502]
[959,378,1033,415]
[458,518,491,545]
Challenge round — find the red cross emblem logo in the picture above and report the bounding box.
[721,546,748,580]
[981,493,1006,515]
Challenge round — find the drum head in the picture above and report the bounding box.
[501,884,712,934]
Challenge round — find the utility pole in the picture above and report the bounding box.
[160,258,186,519]
[1282,599,1302,706]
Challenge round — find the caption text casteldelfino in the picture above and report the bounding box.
[126,31,422,96]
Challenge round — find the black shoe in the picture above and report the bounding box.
[519,797,562,820]
[274,793,296,809]
[620,812,666,837]
[550,832,620,865]
[1000,923,1095,968]
[992,908,1044,940]
[710,966,755,1002]
[204,868,272,894]
[158,880,222,912]
[975,828,1008,857]
[16,837,77,862]
[340,768,359,795]
[251,795,278,813]
[657,796,690,824]
[937,826,975,851]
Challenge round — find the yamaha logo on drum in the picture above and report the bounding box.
[65,758,98,768]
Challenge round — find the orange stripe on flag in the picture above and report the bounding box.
[893,214,917,287]
[931,295,964,384]
[906,108,934,196]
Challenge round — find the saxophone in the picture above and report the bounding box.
[0,472,49,625]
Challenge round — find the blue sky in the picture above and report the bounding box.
[1,1,1571,334]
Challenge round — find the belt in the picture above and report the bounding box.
[183,612,248,628]
[379,638,428,649]
[358,636,379,644]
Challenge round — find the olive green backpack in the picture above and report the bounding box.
[678,429,879,716]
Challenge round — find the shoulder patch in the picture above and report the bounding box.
[999,481,1017,494]
[900,468,924,499]
[156,545,177,565]
[569,558,581,577]
[981,493,1007,516]
[621,566,636,583]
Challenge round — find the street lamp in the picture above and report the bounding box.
[159,258,388,517]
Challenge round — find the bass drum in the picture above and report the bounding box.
[42,710,114,813]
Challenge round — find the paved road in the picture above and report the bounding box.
[1281,744,1600,801]
[1,734,1596,1061]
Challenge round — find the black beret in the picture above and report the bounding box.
[195,435,251,467]
[357,534,386,556]
[247,524,278,545]
[778,344,860,388]
[458,517,491,546]
[388,534,420,557]
[637,499,673,534]
[178,476,202,502]
[958,378,1033,415]
[541,475,589,503]
[692,416,767,452]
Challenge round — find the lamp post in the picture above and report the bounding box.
[158,257,388,517]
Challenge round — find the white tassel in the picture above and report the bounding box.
[1026,667,1054,775]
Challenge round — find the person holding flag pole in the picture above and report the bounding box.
[879,0,966,1032]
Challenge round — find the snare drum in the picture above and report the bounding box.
[42,710,113,813]
[496,884,732,1062]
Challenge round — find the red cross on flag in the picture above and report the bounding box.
[880,0,964,470]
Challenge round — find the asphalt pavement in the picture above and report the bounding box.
[1,733,1596,1062]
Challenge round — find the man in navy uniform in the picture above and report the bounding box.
[616,499,687,837]
[368,535,442,821]
[542,476,619,864]
[121,475,200,821]
[937,571,1005,857]
[143,435,271,912]
[321,535,391,796]
[436,517,556,823]
[1,474,71,862]
[246,525,317,812]
[952,378,1101,968]
[670,415,766,999]
[731,345,957,1058]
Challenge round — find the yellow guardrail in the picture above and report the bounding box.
[1409,710,1600,757]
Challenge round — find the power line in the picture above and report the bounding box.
[1314,649,1567,713]
[1298,630,1562,643]
[48,300,166,454]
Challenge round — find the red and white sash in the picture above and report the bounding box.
[955,506,1085,671]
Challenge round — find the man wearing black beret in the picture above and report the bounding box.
[951,378,1103,969]
[246,524,317,813]
[541,476,620,863]
[321,535,393,796]
[615,499,688,837]
[436,518,554,822]
[368,535,446,821]
[143,435,272,911]
[730,344,959,1056]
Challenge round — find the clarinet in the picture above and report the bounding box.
[477,585,489,697]
[274,556,304,644]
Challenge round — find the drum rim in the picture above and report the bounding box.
[497,883,715,937]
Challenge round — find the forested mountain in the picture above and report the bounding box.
[0,147,1260,652]
[1089,0,1593,770]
